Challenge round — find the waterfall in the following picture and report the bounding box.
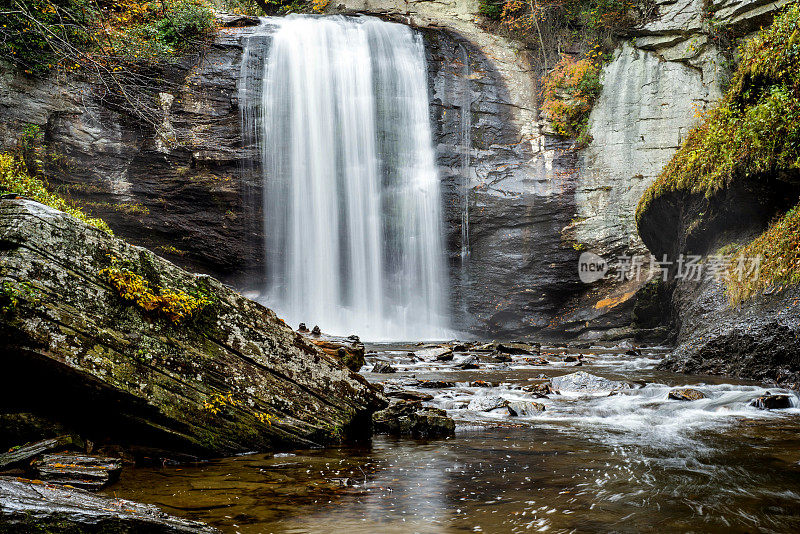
[240,15,450,340]
[458,44,472,262]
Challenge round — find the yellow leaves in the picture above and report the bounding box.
[202,391,239,415]
[99,262,210,324]
[255,412,277,425]
[0,152,112,234]
[725,204,800,304]
[311,0,329,13]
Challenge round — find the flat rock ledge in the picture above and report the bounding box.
[0,476,220,533]
[0,199,386,457]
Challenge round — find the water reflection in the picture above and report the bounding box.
[107,425,800,533]
[106,347,800,533]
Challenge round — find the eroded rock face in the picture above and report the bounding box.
[0,199,385,456]
[2,1,789,341]
[574,0,791,259]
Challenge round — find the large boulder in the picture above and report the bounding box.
[0,200,385,457]
[0,476,219,533]
[372,401,455,439]
[414,347,453,361]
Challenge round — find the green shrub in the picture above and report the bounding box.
[106,0,215,63]
[479,0,504,21]
[0,152,113,235]
[0,0,95,76]
[1,0,216,74]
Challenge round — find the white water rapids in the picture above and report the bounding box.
[240,15,450,339]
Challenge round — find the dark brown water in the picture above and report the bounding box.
[104,345,800,533]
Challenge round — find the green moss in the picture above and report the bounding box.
[637,5,800,223]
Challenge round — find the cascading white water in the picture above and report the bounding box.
[240,15,450,340]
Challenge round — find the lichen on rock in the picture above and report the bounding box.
[0,198,386,457]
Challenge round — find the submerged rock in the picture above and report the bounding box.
[371,362,397,374]
[667,388,706,401]
[0,200,385,456]
[522,383,558,397]
[506,401,545,416]
[550,371,630,393]
[0,476,219,533]
[522,357,550,365]
[30,453,122,491]
[372,401,455,439]
[493,352,513,362]
[750,393,793,410]
[416,380,456,389]
[384,390,434,402]
[456,356,480,369]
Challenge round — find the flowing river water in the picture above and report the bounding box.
[105,344,800,533]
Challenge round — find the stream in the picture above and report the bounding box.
[105,344,800,533]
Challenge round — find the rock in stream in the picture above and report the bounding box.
[0,476,220,533]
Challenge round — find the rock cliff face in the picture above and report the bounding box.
[0,1,790,340]
[0,27,261,286]
[0,199,384,457]
[575,0,791,259]
[637,158,800,387]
